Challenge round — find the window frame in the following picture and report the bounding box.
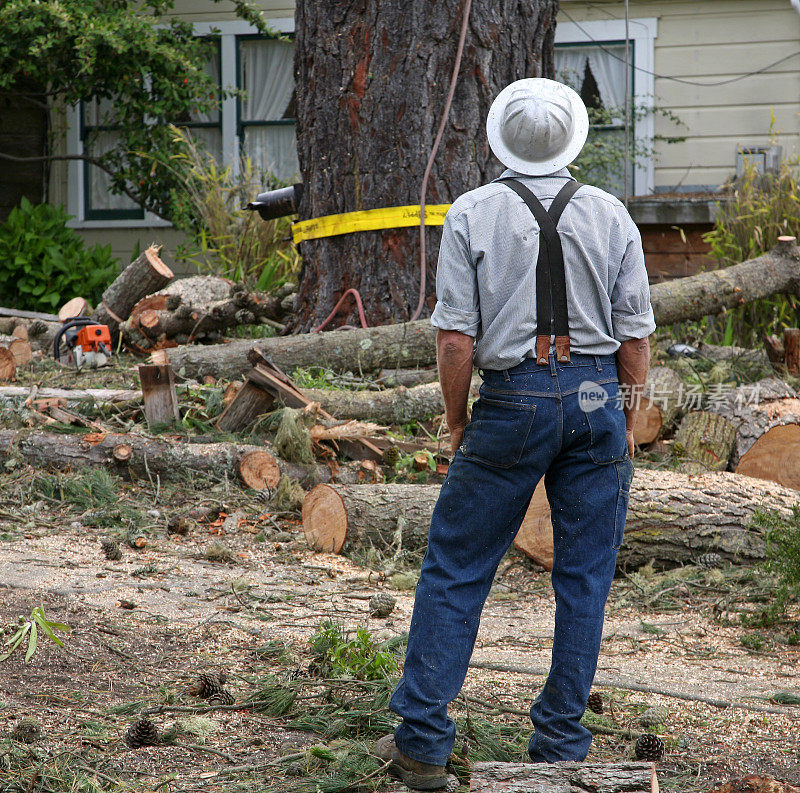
[66,17,295,229]
[555,17,657,196]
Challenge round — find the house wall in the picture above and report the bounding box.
[560,0,800,192]
[50,0,800,271]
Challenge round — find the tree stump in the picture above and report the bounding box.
[469,762,658,793]
[674,411,738,473]
[92,245,174,335]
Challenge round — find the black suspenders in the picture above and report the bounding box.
[498,177,582,365]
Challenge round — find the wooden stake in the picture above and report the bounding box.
[216,380,275,432]
[138,363,180,430]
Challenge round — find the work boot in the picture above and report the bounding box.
[373,734,448,790]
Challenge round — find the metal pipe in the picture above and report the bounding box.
[245,183,303,221]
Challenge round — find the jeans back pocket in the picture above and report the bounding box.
[461,395,536,469]
[584,383,628,464]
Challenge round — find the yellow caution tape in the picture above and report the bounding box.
[292,204,452,244]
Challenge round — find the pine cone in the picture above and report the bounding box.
[635,733,665,761]
[697,552,723,569]
[188,672,227,699]
[124,718,159,749]
[382,446,401,467]
[10,717,41,744]
[207,689,236,706]
[100,537,122,561]
[639,705,669,728]
[586,691,604,714]
[369,592,397,618]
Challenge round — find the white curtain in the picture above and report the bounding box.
[244,125,299,181]
[86,131,141,212]
[554,49,589,92]
[240,39,294,122]
[192,48,221,124]
[586,45,627,121]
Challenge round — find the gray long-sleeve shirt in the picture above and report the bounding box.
[430,167,657,371]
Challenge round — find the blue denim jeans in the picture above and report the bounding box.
[389,352,634,765]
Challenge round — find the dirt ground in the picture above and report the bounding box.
[0,464,799,793]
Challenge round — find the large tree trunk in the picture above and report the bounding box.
[293,0,559,330]
[303,471,800,568]
[469,762,658,793]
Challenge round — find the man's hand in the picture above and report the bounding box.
[437,329,475,458]
[616,336,651,461]
[449,423,466,457]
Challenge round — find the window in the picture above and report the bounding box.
[82,98,145,221]
[555,17,657,196]
[555,42,631,195]
[238,36,299,182]
[67,18,298,227]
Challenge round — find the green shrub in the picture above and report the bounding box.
[309,621,399,681]
[0,199,118,312]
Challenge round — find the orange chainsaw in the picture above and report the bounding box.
[53,318,113,368]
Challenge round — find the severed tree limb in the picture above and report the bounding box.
[469,762,658,793]
[0,430,361,489]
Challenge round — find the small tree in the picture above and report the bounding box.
[0,0,276,222]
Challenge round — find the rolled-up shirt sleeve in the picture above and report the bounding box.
[610,215,657,341]
[430,205,480,337]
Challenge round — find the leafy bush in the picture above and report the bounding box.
[309,621,399,681]
[678,142,800,348]
[164,126,300,291]
[0,199,118,312]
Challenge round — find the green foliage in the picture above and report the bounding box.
[0,606,70,662]
[309,621,399,681]
[0,199,117,311]
[0,0,278,220]
[32,468,118,512]
[681,140,800,348]
[158,127,301,289]
[743,507,800,625]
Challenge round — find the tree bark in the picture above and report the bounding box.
[0,430,360,489]
[92,245,174,335]
[293,0,560,330]
[305,471,800,568]
[302,377,480,425]
[120,276,282,351]
[169,320,437,382]
[673,410,738,473]
[469,762,658,793]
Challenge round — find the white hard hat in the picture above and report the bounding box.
[486,78,589,176]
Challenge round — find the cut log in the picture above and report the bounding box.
[239,450,282,491]
[138,363,180,430]
[674,411,738,473]
[633,366,683,445]
[92,245,174,334]
[11,325,28,341]
[167,239,800,382]
[512,479,552,569]
[216,380,275,432]
[0,430,360,489]
[705,378,800,484]
[469,762,658,793]
[784,327,800,376]
[302,378,480,425]
[377,367,439,388]
[119,276,283,351]
[306,471,800,568]
[0,307,60,322]
[737,424,800,491]
[0,386,141,405]
[170,320,438,382]
[652,237,800,326]
[58,297,89,322]
[8,339,32,367]
[699,341,770,367]
[0,348,16,381]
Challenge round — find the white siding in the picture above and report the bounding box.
[560,0,800,191]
